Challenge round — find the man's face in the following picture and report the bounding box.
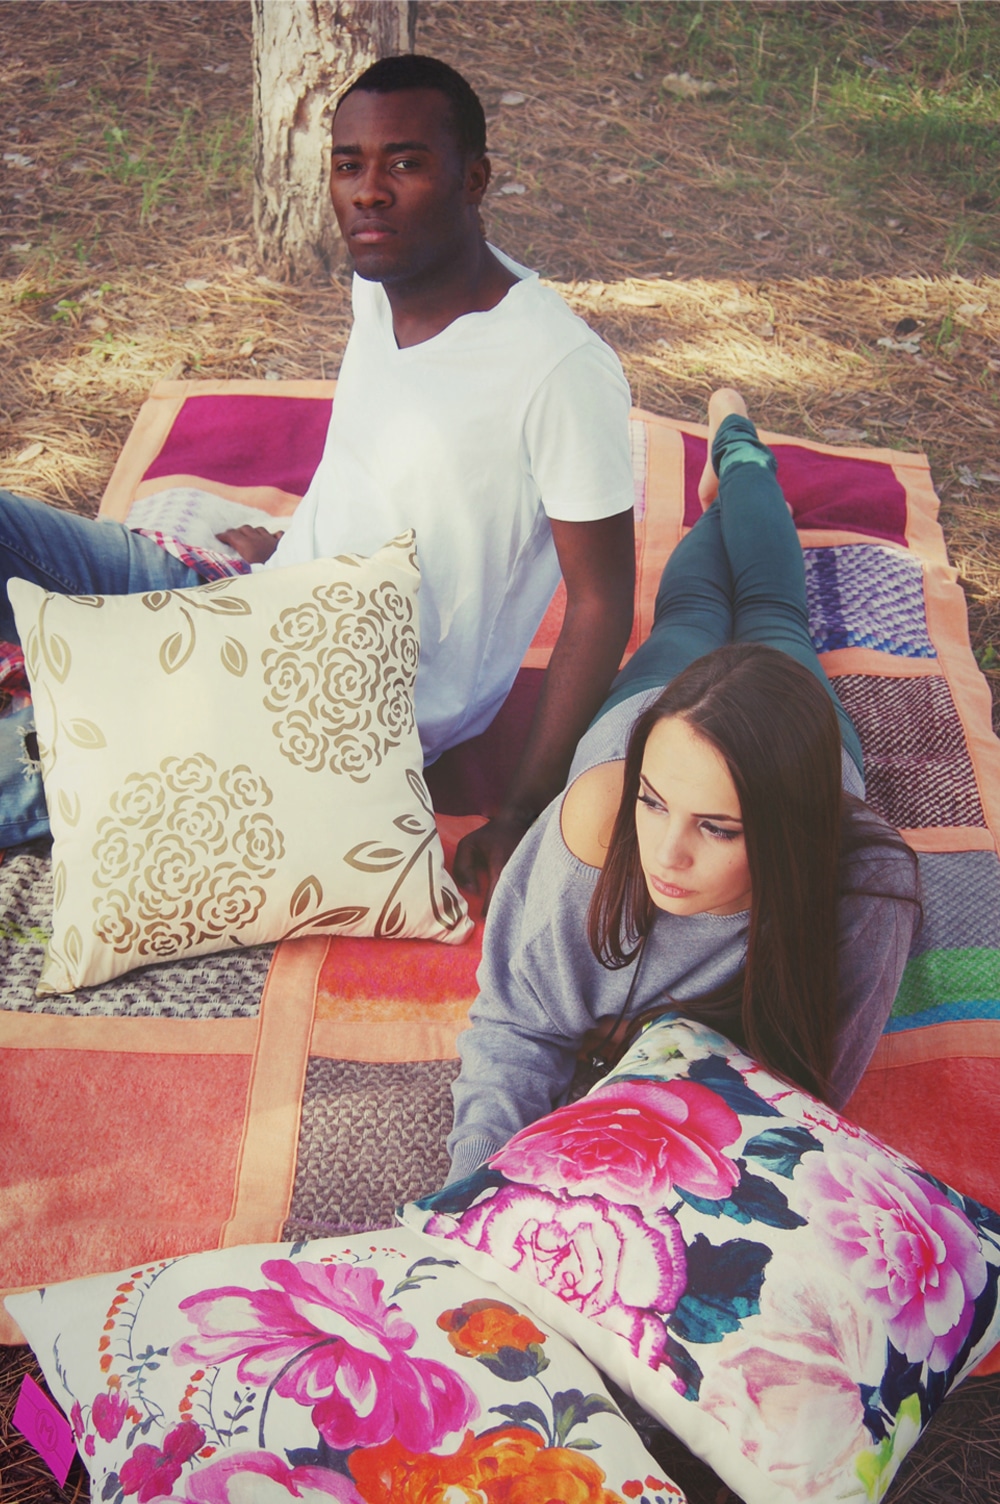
[329,87,488,285]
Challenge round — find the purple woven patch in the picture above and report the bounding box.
[804,544,934,658]
[144,394,333,495]
[833,674,986,829]
[682,432,909,546]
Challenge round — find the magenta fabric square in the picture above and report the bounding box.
[681,431,908,546]
[143,394,334,495]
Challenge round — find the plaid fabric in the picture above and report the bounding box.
[0,642,28,693]
[133,528,252,581]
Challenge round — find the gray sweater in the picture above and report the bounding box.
[447,690,920,1183]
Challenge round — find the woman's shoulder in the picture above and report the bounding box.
[560,760,625,868]
[840,798,920,901]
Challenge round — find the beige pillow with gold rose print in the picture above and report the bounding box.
[9,531,472,996]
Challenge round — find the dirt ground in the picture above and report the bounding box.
[1,3,999,1502]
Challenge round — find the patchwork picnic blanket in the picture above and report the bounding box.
[2,381,1000,1391]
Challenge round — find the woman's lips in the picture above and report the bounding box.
[648,873,695,899]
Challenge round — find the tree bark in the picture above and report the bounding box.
[252,0,417,281]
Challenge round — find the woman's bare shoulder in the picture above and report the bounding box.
[559,760,626,868]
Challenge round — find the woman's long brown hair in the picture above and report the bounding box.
[588,643,916,1101]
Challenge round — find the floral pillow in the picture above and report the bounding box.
[5,1228,685,1504]
[8,532,471,995]
[401,1015,1000,1504]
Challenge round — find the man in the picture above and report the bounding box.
[0,56,635,902]
[223,56,636,900]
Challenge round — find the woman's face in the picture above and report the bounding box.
[635,715,752,918]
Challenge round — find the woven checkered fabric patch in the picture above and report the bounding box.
[804,544,935,658]
[283,1056,460,1239]
[833,673,986,829]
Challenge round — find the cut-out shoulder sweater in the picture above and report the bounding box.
[446,687,920,1184]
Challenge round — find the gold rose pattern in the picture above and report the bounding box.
[261,575,418,783]
[90,755,282,962]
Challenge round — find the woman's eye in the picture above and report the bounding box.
[702,821,740,842]
[636,792,665,814]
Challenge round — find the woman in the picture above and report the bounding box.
[446,390,920,1184]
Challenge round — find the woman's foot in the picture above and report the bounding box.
[698,387,750,505]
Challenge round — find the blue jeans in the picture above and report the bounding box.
[601,416,864,774]
[0,490,202,844]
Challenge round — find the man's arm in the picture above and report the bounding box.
[453,507,634,907]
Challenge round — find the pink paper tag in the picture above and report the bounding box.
[12,1374,77,1487]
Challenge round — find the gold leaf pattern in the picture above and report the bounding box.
[261,581,417,782]
[188,592,252,617]
[221,636,248,677]
[344,841,405,874]
[141,591,174,612]
[159,605,196,675]
[92,755,281,958]
[53,861,66,910]
[65,718,106,750]
[64,925,83,969]
[57,788,80,827]
[290,874,323,919]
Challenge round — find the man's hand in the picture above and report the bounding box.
[216,525,283,564]
[453,811,534,909]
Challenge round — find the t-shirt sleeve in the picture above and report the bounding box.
[522,340,635,523]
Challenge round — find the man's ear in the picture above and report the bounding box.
[466,153,491,205]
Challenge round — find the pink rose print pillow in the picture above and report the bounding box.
[4,1227,684,1504]
[401,1016,1000,1504]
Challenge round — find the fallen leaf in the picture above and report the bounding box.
[659,229,675,239]
[756,321,775,339]
[3,151,33,167]
[662,71,732,99]
[753,230,771,241]
[979,470,1000,484]
[820,426,868,444]
[238,339,255,356]
[607,170,629,185]
[498,182,526,195]
[14,441,45,464]
[876,335,920,354]
[500,91,526,106]
[164,360,185,380]
[956,302,987,320]
[655,338,672,349]
[958,466,979,488]
[264,370,281,381]
[184,278,211,292]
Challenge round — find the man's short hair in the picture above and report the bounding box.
[338,55,487,158]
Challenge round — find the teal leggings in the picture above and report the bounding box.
[599,414,863,775]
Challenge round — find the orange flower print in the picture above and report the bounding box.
[437,1300,546,1359]
[350,1426,625,1504]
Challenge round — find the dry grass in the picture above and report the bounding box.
[1,3,999,1500]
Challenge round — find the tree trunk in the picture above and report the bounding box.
[252,0,416,281]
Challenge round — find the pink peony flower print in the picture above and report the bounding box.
[173,1260,477,1453]
[797,1141,988,1370]
[699,1264,887,1498]
[119,1420,205,1502]
[490,1080,741,1209]
[70,1400,85,1440]
[92,1389,129,1442]
[178,1450,363,1504]
[427,1185,686,1366]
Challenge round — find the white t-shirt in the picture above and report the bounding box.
[266,249,634,763]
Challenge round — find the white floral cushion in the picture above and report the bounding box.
[5,1228,685,1504]
[9,533,471,994]
[401,1016,1000,1504]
